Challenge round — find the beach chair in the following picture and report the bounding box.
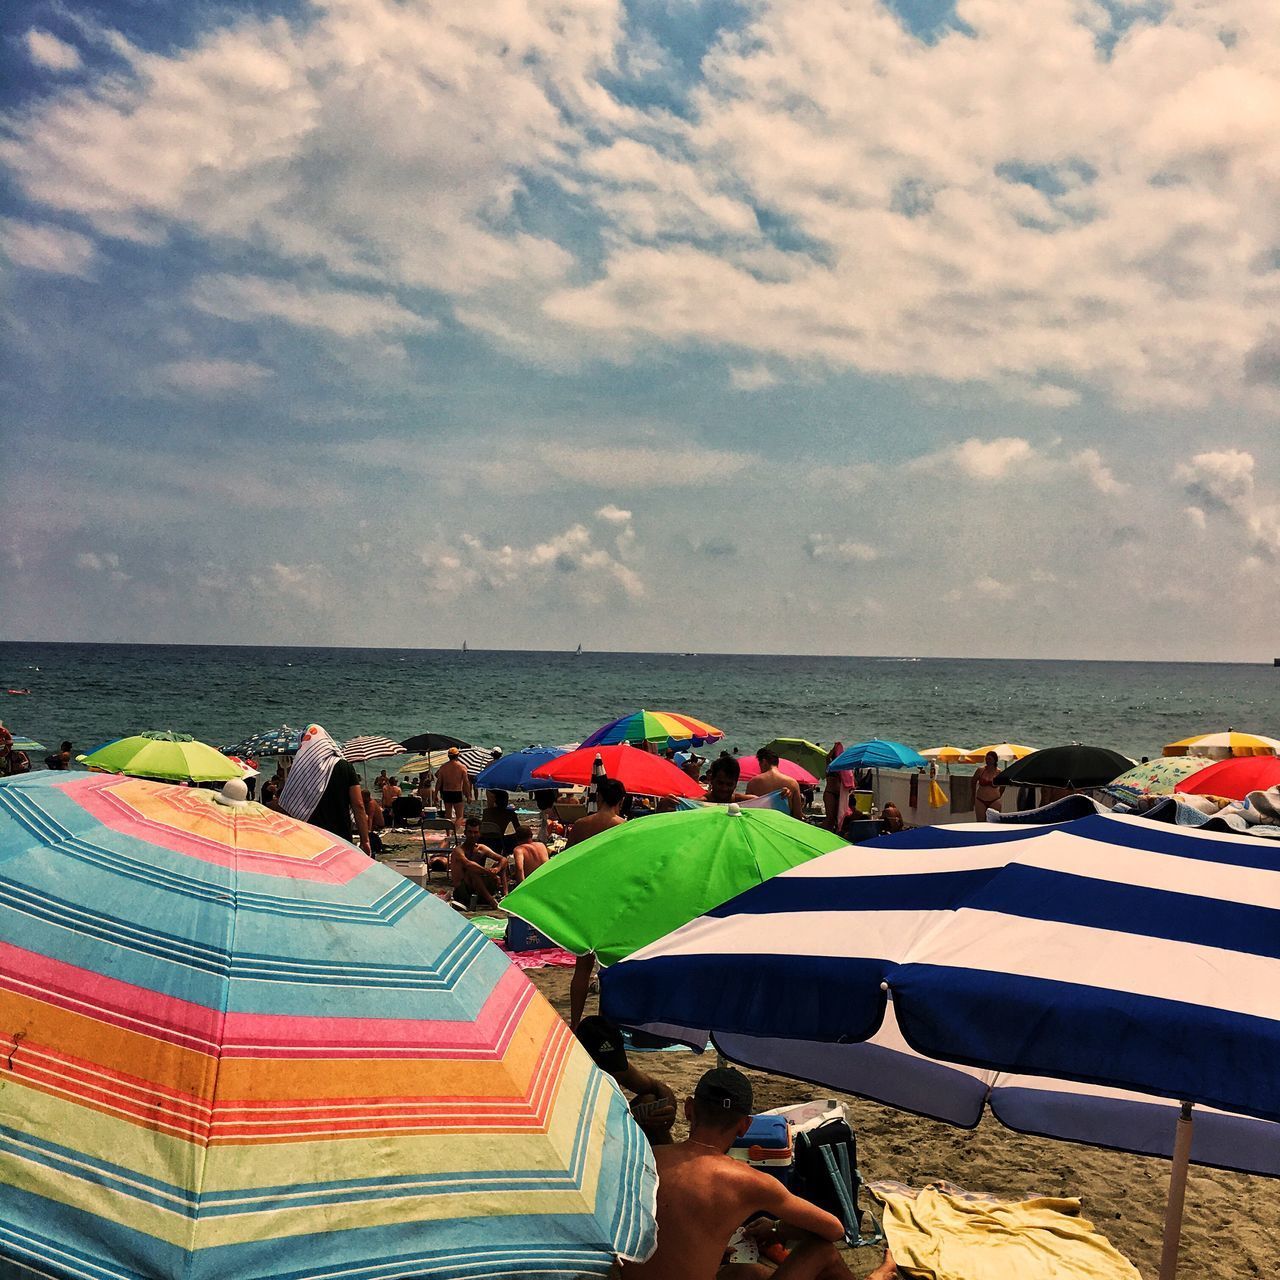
[555,801,587,826]
[783,1109,883,1249]
[418,818,457,880]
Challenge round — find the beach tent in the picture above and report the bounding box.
[0,771,657,1279]
[602,812,1280,1280]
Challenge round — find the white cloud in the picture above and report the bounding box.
[730,364,779,392]
[1185,504,1207,529]
[1177,449,1280,561]
[26,30,82,72]
[804,534,878,563]
[0,219,95,277]
[536,443,754,489]
[158,358,272,393]
[254,562,333,611]
[189,274,435,339]
[74,550,128,583]
[595,504,633,524]
[1073,447,1126,496]
[910,435,1124,493]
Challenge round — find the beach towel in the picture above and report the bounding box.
[870,1182,1139,1280]
[278,724,343,822]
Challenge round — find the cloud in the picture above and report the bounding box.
[729,364,779,392]
[804,534,878,563]
[1176,449,1280,561]
[189,275,435,339]
[537,443,754,489]
[26,30,82,72]
[910,436,1124,493]
[0,219,96,277]
[595,504,633,524]
[158,358,272,393]
[253,562,333,611]
[73,550,129,583]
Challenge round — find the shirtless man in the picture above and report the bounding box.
[380,776,402,825]
[704,755,746,805]
[745,747,805,819]
[567,777,628,1028]
[576,1015,677,1146]
[436,747,472,834]
[510,824,549,885]
[449,818,505,907]
[973,751,1004,822]
[623,1067,896,1280]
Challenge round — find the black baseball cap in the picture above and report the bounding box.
[694,1066,754,1116]
[575,1016,629,1075]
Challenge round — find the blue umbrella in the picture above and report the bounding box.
[475,746,566,791]
[602,812,1280,1280]
[828,738,927,770]
[225,724,302,757]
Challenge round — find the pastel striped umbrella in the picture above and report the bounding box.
[580,710,723,749]
[0,771,657,1279]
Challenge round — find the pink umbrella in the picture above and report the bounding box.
[735,755,818,785]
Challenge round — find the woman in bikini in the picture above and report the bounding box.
[974,750,1005,821]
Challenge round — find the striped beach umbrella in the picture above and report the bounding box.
[1163,729,1280,759]
[341,734,407,763]
[603,813,1280,1280]
[0,771,657,1279]
[580,710,723,749]
[457,746,499,778]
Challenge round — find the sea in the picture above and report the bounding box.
[3,642,1279,766]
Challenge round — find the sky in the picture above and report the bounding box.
[2,0,1278,660]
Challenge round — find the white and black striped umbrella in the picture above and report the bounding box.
[457,746,499,779]
[342,735,407,763]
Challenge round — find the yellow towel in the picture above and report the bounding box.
[877,1184,1140,1280]
[928,780,948,809]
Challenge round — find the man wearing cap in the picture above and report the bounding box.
[575,1016,677,1146]
[623,1066,894,1280]
[436,746,472,835]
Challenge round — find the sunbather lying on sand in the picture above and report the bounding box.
[622,1067,897,1280]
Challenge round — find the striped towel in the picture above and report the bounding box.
[279,724,343,822]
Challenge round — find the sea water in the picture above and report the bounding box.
[2,642,1278,764]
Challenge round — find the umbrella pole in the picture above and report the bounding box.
[1157,1102,1194,1280]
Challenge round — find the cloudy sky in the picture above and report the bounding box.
[2,0,1278,659]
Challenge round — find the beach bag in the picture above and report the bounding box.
[790,1118,882,1247]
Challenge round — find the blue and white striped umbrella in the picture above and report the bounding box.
[602,813,1280,1280]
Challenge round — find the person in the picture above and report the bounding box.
[449,817,505,907]
[260,774,281,808]
[416,769,435,807]
[380,774,403,825]
[0,726,28,776]
[575,1015,677,1146]
[436,746,472,834]
[45,740,73,770]
[363,788,385,854]
[973,751,1004,821]
[567,777,628,1028]
[705,754,745,805]
[822,743,854,832]
[510,824,549,884]
[534,787,561,841]
[622,1067,894,1280]
[745,747,805,819]
[879,802,906,835]
[374,769,389,790]
[681,752,704,782]
[480,788,519,852]
[278,724,371,854]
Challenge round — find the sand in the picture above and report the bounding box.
[524,966,1280,1279]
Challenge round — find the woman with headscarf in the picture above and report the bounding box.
[279,724,371,854]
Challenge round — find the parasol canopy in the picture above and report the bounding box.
[399,731,472,755]
[961,743,1036,764]
[736,754,818,786]
[1104,756,1208,803]
[341,735,406,763]
[1163,730,1280,759]
[225,724,302,758]
[531,745,704,798]
[920,745,972,763]
[0,771,657,1279]
[475,746,567,791]
[77,731,242,783]
[994,744,1131,790]
[580,710,723,749]
[1174,755,1280,802]
[829,739,927,771]
[759,738,828,777]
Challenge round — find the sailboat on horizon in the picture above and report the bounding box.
[575,642,583,656]
[461,640,468,655]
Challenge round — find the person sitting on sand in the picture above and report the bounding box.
[879,802,906,835]
[362,788,385,854]
[437,747,473,834]
[380,775,402,824]
[449,817,506,908]
[973,751,1004,821]
[416,769,435,807]
[745,747,805,819]
[705,754,746,805]
[622,1066,896,1280]
[575,1015,677,1146]
[510,824,549,884]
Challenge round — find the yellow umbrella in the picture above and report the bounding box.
[1162,730,1280,759]
[921,746,972,763]
[962,743,1036,764]
[397,753,444,775]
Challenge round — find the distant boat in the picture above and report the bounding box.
[461,640,468,655]
[575,643,583,657]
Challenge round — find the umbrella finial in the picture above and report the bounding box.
[215,778,249,806]
[726,803,742,816]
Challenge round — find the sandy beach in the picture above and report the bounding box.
[523,963,1279,1278]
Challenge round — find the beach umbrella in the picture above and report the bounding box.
[1163,730,1280,759]
[9,735,44,752]
[601,812,1280,1280]
[221,754,259,778]
[994,743,1131,790]
[475,746,566,791]
[0,771,657,1278]
[580,709,723,749]
[396,753,440,775]
[736,754,818,786]
[400,731,472,755]
[458,746,499,778]
[920,745,971,763]
[504,803,845,965]
[760,738,828,777]
[829,739,927,771]
[226,724,302,757]
[77,731,242,783]
[531,745,704,799]
[1104,756,1208,803]
[341,734,407,763]
[1174,755,1280,802]
[961,742,1036,763]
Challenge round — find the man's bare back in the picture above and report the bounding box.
[567,809,624,846]
[512,838,549,882]
[745,768,804,819]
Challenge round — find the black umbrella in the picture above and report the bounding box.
[399,731,472,755]
[995,744,1132,790]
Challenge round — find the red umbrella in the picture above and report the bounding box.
[1174,755,1280,801]
[531,744,705,798]
[736,754,818,785]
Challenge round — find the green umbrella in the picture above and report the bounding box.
[77,731,242,783]
[761,737,829,778]
[503,804,845,965]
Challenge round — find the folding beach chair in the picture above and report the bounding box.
[790,1117,883,1249]
[419,818,457,881]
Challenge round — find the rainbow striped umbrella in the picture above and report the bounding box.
[0,771,657,1279]
[580,709,723,749]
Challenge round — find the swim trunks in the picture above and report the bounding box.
[441,789,464,804]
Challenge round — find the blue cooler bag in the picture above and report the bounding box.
[728,1114,793,1184]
